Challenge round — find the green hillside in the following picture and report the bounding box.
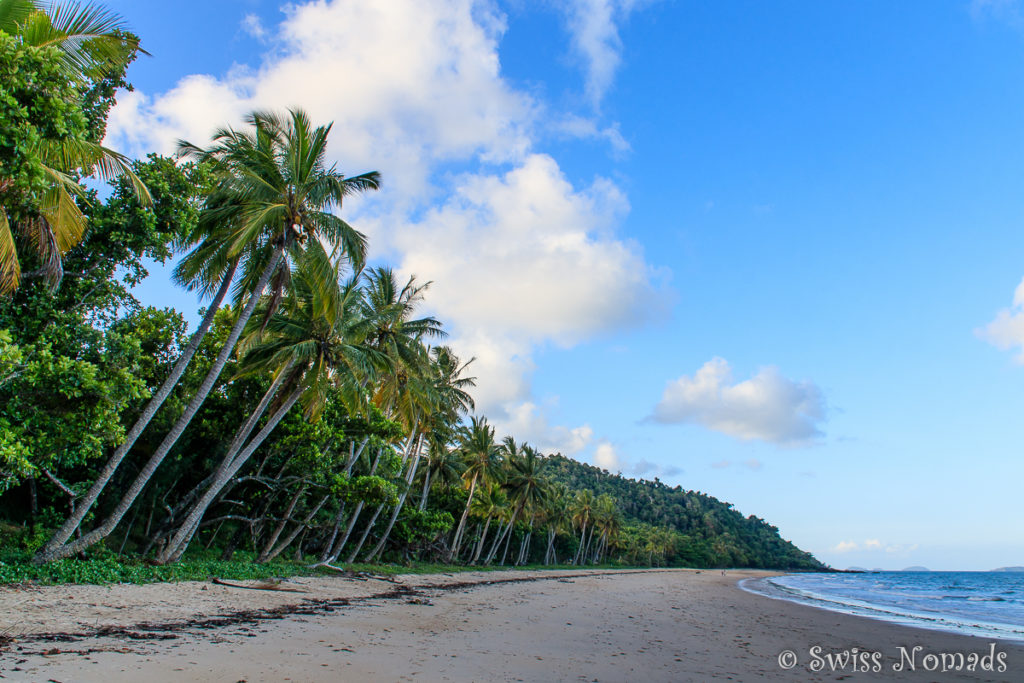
[545,455,824,570]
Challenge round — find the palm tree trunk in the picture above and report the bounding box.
[582,524,595,564]
[545,527,556,565]
[484,518,507,565]
[256,485,305,563]
[315,437,370,564]
[345,503,383,564]
[157,383,303,563]
[144,365,291,557]
[363,434,423,562]
[417,467,432,511]
[322,446,383,564]
[470,514,492,564]
[573,522,587,565]
[486,501,524,566]
[499,524,514,565]
[261,494,328,563]
[35,262,238,560]
[447,472,478,561]
[36,250,283,563]
[516,529,532,566]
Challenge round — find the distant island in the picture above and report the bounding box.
[991,566,1024,572]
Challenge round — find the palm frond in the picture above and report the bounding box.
[0,209,21,295]
[0,0,36,34]
[38,184,86,253]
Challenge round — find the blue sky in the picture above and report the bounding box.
[103,0,1024,570]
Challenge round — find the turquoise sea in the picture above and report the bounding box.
[741,571,1024,642]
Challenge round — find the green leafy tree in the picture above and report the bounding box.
[0,0,147,294]
[36,109,379,563]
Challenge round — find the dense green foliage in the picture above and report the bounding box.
[0,1,824,583]
[545,456,823,569]
[0,32,86,207]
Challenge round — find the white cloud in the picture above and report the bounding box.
[107,0,666,458]
[386,154,660,347]
[651,358,826,445]
[743,458,763,470]
[107,0,536,201]
[978,277,1024,361]
[561,0,654,107]
[831,538,917,556]
[550,114,631,156]
[593,441,621,471]
[380,153,666,436]
[489,401,593,457]
[710,459,731,469]
[241,14,266,39]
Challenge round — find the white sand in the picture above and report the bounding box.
[2,568,1021,681]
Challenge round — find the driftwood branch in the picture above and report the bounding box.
[211,577,307,593]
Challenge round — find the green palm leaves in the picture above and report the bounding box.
[34,107,381,563]
[0,0,149,294]
[6,0,143,80]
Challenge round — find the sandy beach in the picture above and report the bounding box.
[1,568,1021,682]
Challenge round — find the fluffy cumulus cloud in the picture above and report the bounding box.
[108,0,537,202]
[977,277,1024,361]
[386,154,655,346]
[651,358,826,445]
[371,152,665,450]
[106,0,666,455]
[494,401,594,457]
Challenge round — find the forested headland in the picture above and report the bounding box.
[0,1,823,583]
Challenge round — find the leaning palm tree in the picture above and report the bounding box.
[334,268,446,563]
[35,109,379,562]
[570,489,596,565]
[588,494,619,564]
[541,483,572,565]
[469,483,507,564]
[418,427,464,511]
[484,444,549,565]
[364,345,475,561]
[447,416,502,561]
[0,0,150,293]
[157,245,380,563]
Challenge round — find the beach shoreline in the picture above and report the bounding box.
[2,568,1021,681]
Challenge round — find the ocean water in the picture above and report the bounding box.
[740,571,1024,642]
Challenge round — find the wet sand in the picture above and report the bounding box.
[2,568,1021,681]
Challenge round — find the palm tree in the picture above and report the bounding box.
[541,483,572,565]
[589,494,619,564]
[570,489,595,565]
[157,245,380,563]
[466,483,504,564]
[485,443,549,565]
[447,416,501,561]
[35,109,379,562]
[363,346,474,561]
[1,0,150,294]
[339,269,446,563]
[418,429,463,511]
[0,1,142,80]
